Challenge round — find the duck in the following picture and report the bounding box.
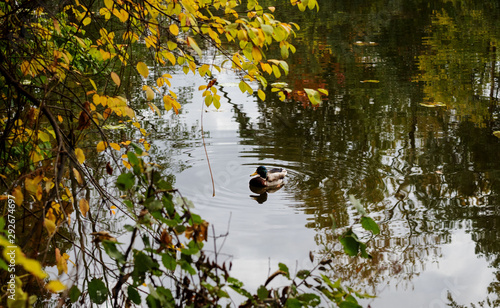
[249,166,287,187]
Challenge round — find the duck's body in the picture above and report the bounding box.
[249,166,287,187]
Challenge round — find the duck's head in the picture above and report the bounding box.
[251,166,267,178]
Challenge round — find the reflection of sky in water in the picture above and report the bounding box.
[145,65,496,306]
[365,229,493,307]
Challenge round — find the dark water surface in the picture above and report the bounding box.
[144,1,500,306]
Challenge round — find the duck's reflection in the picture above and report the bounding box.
[249,184,284,204]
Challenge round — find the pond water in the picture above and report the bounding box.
[142,1,500,307]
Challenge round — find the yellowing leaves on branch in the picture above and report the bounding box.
[0,0,325,304]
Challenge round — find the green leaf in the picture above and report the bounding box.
[360,216,380,235]
[162,253,177,271]
[102,240,125,263]
[278,263,290,278]
[88,278,108,304]
[339,300,362,308]
[296,269,310,279]
[285,298,302,308]
[359,242,372,259]
[127,151,139,166]
[69,285,81,303]
[146,200,163,212]
[261,24,273,36]
[0,257,7,270]
[127,285,141,305]
[134,251,157,275]
[130,143,143,155]
[257,285,268,300]
[179,259,196,275]
[280,45,289,59]
[297,293,321,305]
[116,172,135,191]
[339,230,360,256]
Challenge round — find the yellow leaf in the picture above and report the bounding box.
[494,131,500,138]
[57,115,63,122]
[0,237,48,279]
[97,141,108,152]
[252,47,262,62]
[109,142,121,151]
[147,102,161,116]
[258,89,266,101]
[163,95,173,111]
[144,140,151,151]
[55,248,68,275]
[89,78,97,91]
[110,72,121,86]
[44,219,56,236]
[73,168,83,185]
[318,88,329,96]
[169,24,179,35]
[136,62,149,78]
[46,208,56,223]
[75,148,85,164]
[122,160,131,169]
[104,0,113,9]
[53,18,61,34]
[12,186,23,206]
[45,180,54,193]
[79,199,89,217]
[187,37,202,57]
[143,86,155,101]
[46,280,66,293]
[25,177,41,195]
[164,51,176,65]
[172,100,181,114]
[38,131,51,142]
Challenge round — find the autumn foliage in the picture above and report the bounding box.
[0,0,341,307]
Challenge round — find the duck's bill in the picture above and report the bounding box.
[250,171,258,176]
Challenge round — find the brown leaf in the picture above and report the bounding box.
[77,101,91,130]
[106,162,113,175]
[207,78,217,89]
[185,221,209,243]
[90,231,117,243]
[79,199,89,217]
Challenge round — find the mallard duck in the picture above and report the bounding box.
[249,166,287,187]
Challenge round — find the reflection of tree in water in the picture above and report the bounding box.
[226,0,500,303]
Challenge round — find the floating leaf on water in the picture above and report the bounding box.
[102,124,126,130]
[270,82,288,89]
[353,41,378,46]
[420,102,446,107]
[360,80,380,83]
[349,195,366,216]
